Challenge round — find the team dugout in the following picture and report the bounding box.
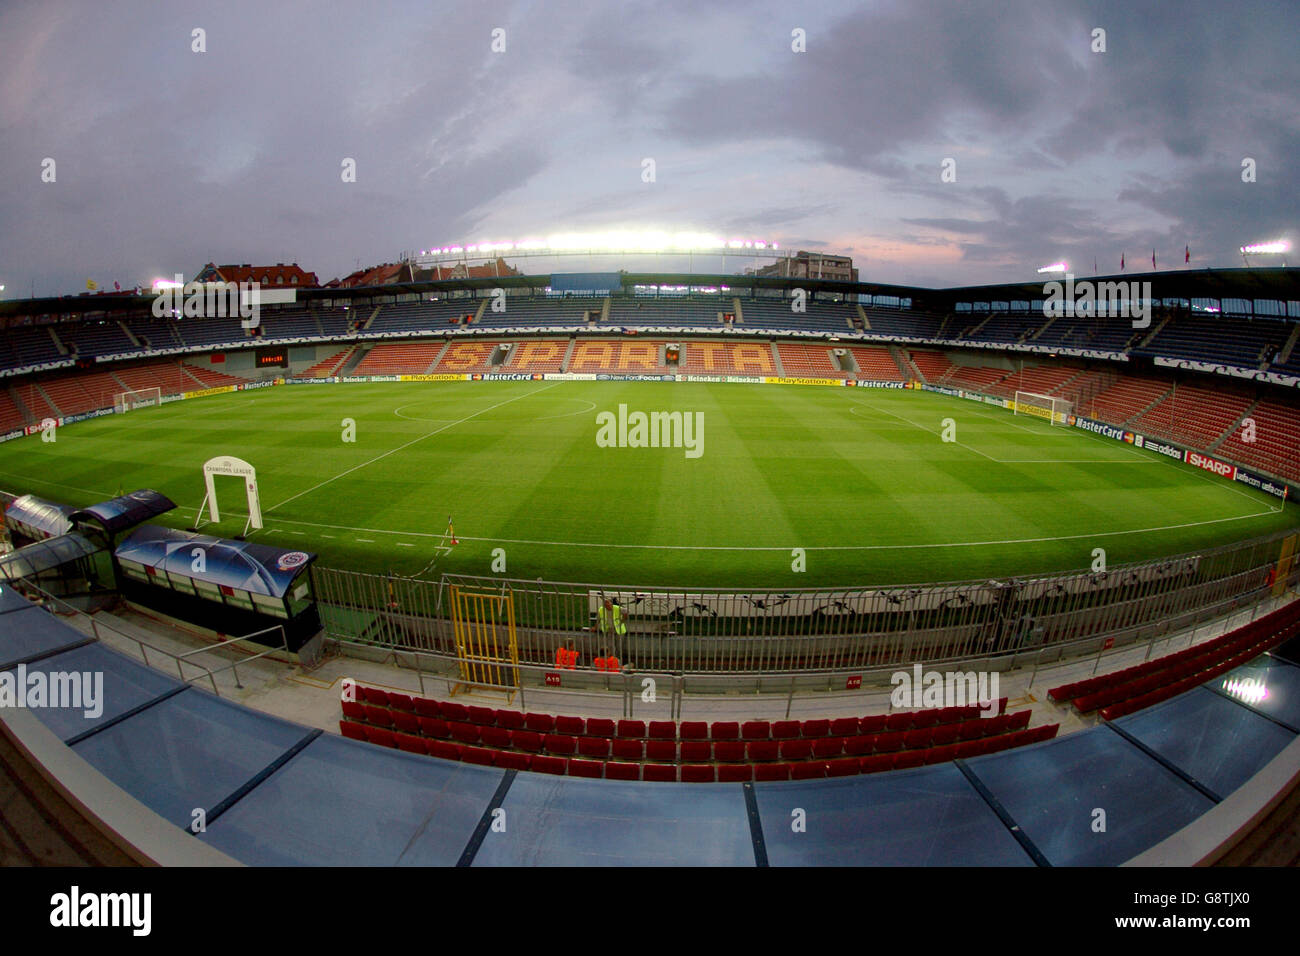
[113,525,322,652]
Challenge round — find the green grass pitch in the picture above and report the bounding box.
[1,380,1295,588]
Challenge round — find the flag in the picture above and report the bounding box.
[1094,257,1098,274]
[1152,249,1156,269]
[85,279,97,291]
[1121,253,1125,271]
[114,281,120,291]
[446,516,458,546]
[1185,245,1190,264]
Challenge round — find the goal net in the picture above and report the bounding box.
[1013,390,1072,425]
[114,386,162,413]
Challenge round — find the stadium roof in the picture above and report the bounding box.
[1,267,1296,324]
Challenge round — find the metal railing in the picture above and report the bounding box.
[11,580,289,696]
[312,527,1297,680]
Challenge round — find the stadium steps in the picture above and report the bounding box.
[117,320,143,349]
[1209,400,1259,453]
[560,337,577,372]
[1031,315,1056,341]
[472,299,488,324]
[46,326,68,356]
[1277,323,1300,366]
[1124,385,1175,426]
[771,343,787,377]
[181,365,208,388]
[360,306,381,331]
[338,344,369,375]
[301,347,353,378]
[1136,313,1173,349]
[886,345,916,379]
[5,386,32,428]
[856,304,870,330]
[601,297,611,323]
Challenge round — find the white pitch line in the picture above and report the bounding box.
[263,508,1281,553]
[265,381,560,514]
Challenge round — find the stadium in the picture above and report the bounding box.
[2,2,1300,903]
[1,248,1298,871]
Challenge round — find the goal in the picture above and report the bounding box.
[1013,390,1072,425]
[114,386,162,413]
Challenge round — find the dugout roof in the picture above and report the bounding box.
[0,533,100,582]
[114,525,315,599]
[4,494,75,540]
[68,489,176,535]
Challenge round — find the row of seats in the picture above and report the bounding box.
[338,720,1059,780]
[343,685,1007,738]
[341,702,1033,762]
[1049,600,1300,714]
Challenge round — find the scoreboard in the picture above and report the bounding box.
[255,347,288,368]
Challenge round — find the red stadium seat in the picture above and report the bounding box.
[873,731,906,753]
[392,733,428,754]
[859,754,894,774]
[388,693,415,713]
[448,722,480,745]
[801,719,830,738]
[578,737,611,759]
[902,728,931,750]
[510,730,544,753]
[555,715,586,736]
[825,758,859,778]
[480,727,511,749]
[642,764,677,782]
[494,751,532,771]
[681,764,716,783]
[611,739,644,761]
[461,746,494,766]
[440,702,469,722]
[646,740,677,762]
[791,762,826,780]
[930,724,960,746]
[718,764,753,783]
[524,712,555,733]
[714,741,746,762]
[604,762,640,781]
[912,709,943,729]
[830,718,859,737]
[418,717,449,739]
[754,763,792,782]
[710,721,740,741]
[843,735,874,757]
[359,687,389,706]
[586,717,617,737]
[617,719,647,739]
[531,755,566,775]
[427,740,463,761]
[812,737,844,759]
[780,739,813,761]
[495,710,526,731]
[649,720,677,740]
[363,705,393,728]
[341,700,367,722]
[567,759,603,779]
[681,741,712,762]
[339,720,367,742]
[741,720,771,741]
[893,751,925,770]
[858,715,889,734]
[543,734,578,756]
[746,740,779,762]
[772,720,801,740]
[885,712,913,731]
[467,705,496,726]
[363,726,396,748]
[414,697,441,718]
[679,721,709,740]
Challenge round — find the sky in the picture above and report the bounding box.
[1,0,1297,298]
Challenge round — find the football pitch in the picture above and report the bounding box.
[2,380,1295,588]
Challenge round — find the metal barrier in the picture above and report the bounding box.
[312,528,1298,678]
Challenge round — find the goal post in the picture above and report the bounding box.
[1013,390,1072,425]
[114,386,162,413]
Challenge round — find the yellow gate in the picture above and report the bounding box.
[448,585,520,700]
